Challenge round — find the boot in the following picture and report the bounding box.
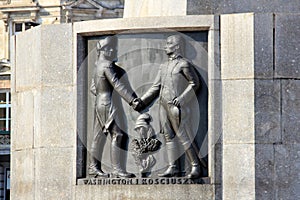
[111,135,134,178]
[185,147,201,179]
[187,165,201,179]
[88,157,109,178]
[89,133,109,178]
[158,142,179,177]
[158,165,179,177]
[111,169,134,178]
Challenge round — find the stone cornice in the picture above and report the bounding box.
[0,3,40,13]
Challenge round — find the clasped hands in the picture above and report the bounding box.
[131,96,182,112]
[131,98,145,112]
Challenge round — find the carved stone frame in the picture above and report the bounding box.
[74,15,221,197]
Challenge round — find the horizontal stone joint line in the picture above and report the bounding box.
[33,146,74,149]
[221,78,255,81]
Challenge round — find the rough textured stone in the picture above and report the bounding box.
[124,0,186,17]
[186,0,300,14]
[34,86,76,148]
[223,144,255,200]
[73,15,214,35]
[15,24,73,90]
[75,184,214,200]
[35,148,74,200]
[255,80,281,143]
[274,144,300,200]
[41,24,73,86]
[11,91,34,151]
[254,14,274,78]
[15,27,42,91]
[212,143,222,185]
[215,0,300,14]
[187,0,213,15]
[209,29,221,80]
[275,14,300,78]
[11,149,34,200]
[208,80,222,184]
[223,80,254,144]
[255,144,275,200]
[208,80,222,143]
[282,80,300,144]
[221,13,254,79]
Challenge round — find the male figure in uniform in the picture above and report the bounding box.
[89,36,141,178]
[134,35,202,178]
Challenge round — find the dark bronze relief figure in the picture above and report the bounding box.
[134,35,206,179]
[88,36,142,178]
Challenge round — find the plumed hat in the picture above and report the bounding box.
[96,36,117,51]
[134,113,153,130]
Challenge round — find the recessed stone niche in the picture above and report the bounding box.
[75,15,220,199]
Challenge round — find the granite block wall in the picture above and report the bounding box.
[188,0,300,15]
[221,13,300,200]
[11,24,75,200]
[255,13,300,200]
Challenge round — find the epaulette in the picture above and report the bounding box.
[114,61,123,68]
[178,57,190,66]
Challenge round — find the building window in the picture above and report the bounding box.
[12,22,39,35]
[0,91,10,133]
[12,22,30,35]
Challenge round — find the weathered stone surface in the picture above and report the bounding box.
[34,86,76,148]
[274,144,300,200]
[11,91,34,151]
[223,144,255,200]
[221,13,254,79]
[255,144,275,200]
[208,79,222,184]
[73,15,214,35]
[35,148,74,200]
[215,0,300,14]
[186,0,300,14]
[254,13,274,78]
[212,143,222,185]
[223,80,254,144]
[41,24,73,86]
[208,80,222,143]
[75,184,214,200]
[187,0,213,15]
[275,14,300,78]
[15,27,42,91]
[282,80,300,144]
[255,80,281,143]
[124,0,186,17]
[208,29,221,80]
[11,149,34,200]
[14,24,73,149]
[0,21,6,58]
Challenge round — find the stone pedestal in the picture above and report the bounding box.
[11,4,300,200]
